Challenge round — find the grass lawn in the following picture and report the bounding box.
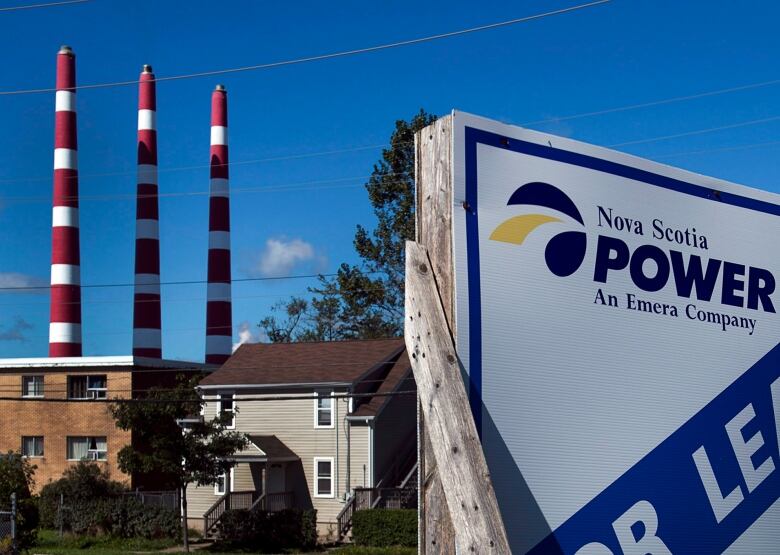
[328,548,416,555]
[34,529,183,554]
[33,530,415,555]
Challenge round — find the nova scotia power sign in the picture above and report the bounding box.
[450,112,780,554]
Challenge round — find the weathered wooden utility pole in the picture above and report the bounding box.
[408,116,510,553]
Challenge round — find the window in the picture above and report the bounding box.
[68,375,107,399]
[21,376,43,398]
[314,391,334,428]
[314,457,334,498]
[67,436,107,461]
[21,436,43,458]
[214,469,233,495]
[218,393,235,429]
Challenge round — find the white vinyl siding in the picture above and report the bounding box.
[188,391,373,526]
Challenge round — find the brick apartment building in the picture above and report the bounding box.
[0,356,209,492]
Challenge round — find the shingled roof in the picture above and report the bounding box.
[198,338,406,387]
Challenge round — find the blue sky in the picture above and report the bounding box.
[1,0,779,360]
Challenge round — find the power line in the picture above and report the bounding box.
[652,139,780,160]
[608,115,780,148]
[0,389,417,403]
[0,174,416,204]
[0,270,386,292]
[0,1,610,96]
[0,143,393,186]
[0,285,392,307]
[0,0,87,12]
[521,78,780,126]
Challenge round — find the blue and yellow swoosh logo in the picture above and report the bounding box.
[490,182,587,277]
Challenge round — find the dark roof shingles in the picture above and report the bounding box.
[199,338,405,387]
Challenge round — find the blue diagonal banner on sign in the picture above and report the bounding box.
[529,344,780,554]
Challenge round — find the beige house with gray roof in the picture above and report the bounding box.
[186,338,417,539]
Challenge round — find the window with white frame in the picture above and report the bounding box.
[21,376,44,398]
[218,393,235,428]
[314,457,334,498]
[214,469,233,495]
[314,391,334,428]
[67,436,107,461]
[67,375,107,399]
[21,436,43,458]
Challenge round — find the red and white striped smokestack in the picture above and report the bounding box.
[133,64,162,358]
[49,45,82,357]
[205,84,232,364]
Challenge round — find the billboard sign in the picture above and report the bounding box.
[451,111,780,554]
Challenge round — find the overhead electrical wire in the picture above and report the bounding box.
[0,270,386,292]
[0,0,87,12]
[0,0,610,96]
[522,78,780,126]
[607,115,780,148]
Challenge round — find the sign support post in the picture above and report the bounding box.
[410,115,509,553]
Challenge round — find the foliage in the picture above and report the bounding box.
[0,452,39,551]
[39,463,125,528]
[66,497,180,539]
[109,377,248,550]
[109,375,248,491]
[259,110,438,342]
[38,463,179,540]
[331,547,417,555]
[351,509,417,547]
[34,528,180,555]
[213,508,317,552]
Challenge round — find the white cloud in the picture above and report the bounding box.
[232,321,266,353]
[0,273,47,294]
[254,238,325,278]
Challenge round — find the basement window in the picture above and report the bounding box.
[68,375,107,399]
[21,376,44,398]
[67,436,107,461]
[21,436,44,458]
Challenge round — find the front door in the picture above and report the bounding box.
[267,463,285,494]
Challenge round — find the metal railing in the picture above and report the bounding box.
[203,490,260,534]
[123,490,179,511]
[336,494,357,538]
[355,486,417,510]
[263,491,295,512]
[204,490,295,535]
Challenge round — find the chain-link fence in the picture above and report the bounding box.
[0,493,17,551]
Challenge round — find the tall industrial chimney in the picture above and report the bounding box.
[132,64,162,358]
[205,84,232,364]
[49,45,82,357]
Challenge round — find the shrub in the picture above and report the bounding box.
[351,509,417,547]
[38,463,179,540]
[215,508,317,552]
[38,462,125,528]
[0,452,39,552]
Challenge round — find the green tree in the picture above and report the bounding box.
[0,452,38,552]
[259,109,437,341]
[109,377,248,552]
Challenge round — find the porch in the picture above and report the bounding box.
[203,435,299,536]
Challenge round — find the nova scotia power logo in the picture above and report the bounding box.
[490,182,586,277]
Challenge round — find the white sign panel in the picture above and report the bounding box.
[451,111,780,554]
